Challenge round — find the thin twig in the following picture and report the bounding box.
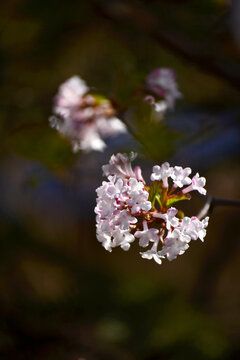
[197,196,213,219]
[198,195,240,219]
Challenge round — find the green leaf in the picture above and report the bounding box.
[148,181,163,208]
[91,94,108,105]
[155,194,162,208]
[166,193,191,208]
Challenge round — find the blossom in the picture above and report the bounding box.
[113,209,137,230]
[54,76,89,114]
[180,216,209,242]
[50,75,127,152]
[135,220,159,247]
[153,207,179,230]
[141,247,163,265]
[134,166,145,182]
[112,228,135,251]
[144,95,168,120]
[95,153,209,265]
[102,153,137,179]
[150,162,173,187]
[72,125,106,152]
[96,230,112,252]
[126,178,151,214]
[182,173,206,195]
[171,166,192,188]
[159,233,189,261]
[145,68,182,112]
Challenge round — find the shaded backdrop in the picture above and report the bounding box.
[1,0,240,359]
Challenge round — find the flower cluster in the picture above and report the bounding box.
[49,76,127,152]
[144,68,182,117]
[95,153,208,265]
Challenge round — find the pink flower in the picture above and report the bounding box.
[135,220,159,247]
[159,233,189,261]
[153,207,179,230]
[102,153,137,179]
[95,153,209,265]
[171,166,192,188]
[50,76,127,152]
[182,173,206,195]
[145,68,182,110]
[150,162,173,188]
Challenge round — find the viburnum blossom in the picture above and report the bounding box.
[49,76,126,152]
[151,162,173,187]
[144,68,182,117]
[182,173,206,195]
[95,153,209,265]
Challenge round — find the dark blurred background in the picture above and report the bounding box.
[1,0,240,359]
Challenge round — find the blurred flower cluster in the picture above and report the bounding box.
[49,76,127,152]
[144,68,182,119]
[49,68,182,153]
[95,153,208,265]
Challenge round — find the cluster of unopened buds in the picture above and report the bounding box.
[95,153,209,265]
[144,68,182,118]
[49,76,126,152]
